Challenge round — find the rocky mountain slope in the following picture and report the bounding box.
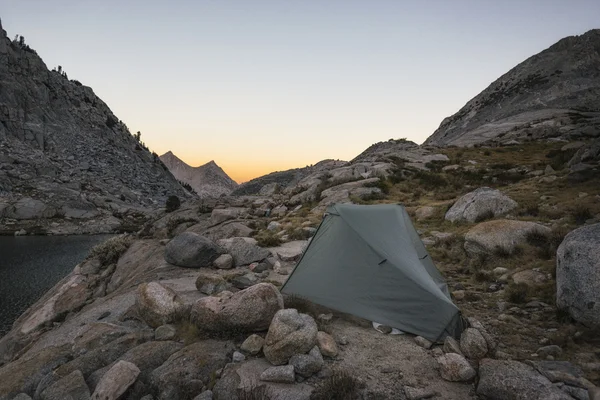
[425,29,600,147]
[0,20,188,235]
[159,151,237,198]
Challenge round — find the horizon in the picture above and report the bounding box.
[2,1,599,183]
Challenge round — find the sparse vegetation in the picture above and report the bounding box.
[505,282,529,303]
[311,369,360,400]
[165,195,181,212]
[254,230,282,247]
[87,235,133,265]
[572,204,592,225]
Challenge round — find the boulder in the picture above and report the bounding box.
[460,328,488,360]
[150,340,234,400]
[39,370,90,400]
[195,271,229,295]
[316,331,338,357]
[217,237,271,266]
[190,283,283,332]
[289,346,323,378]
[436,353,476,382]
[445,187,517,223]
[212,254,233,269]
[240,334,265,355]
[164,232,223,268]
[513,269,548,286]
[91,360,140,400]
[464,220,551,255]
[443,336,463,355]
[263,309,318,365]
[136,282,187,328]
[557,223,600,328]
[260,365,296,383]
[155,324,177,341]
[271,241,308,262]
[477,359,573,399]
[415,206,436,221]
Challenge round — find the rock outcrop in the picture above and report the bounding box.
[425,29,600,147]
[445,187,517,223]
[159,151,237,198]
[464,219,551,255]
[0,20,188,235]
[556,223,600,328]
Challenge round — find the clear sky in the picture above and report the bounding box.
[1,1,599,182]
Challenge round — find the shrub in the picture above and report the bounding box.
[286,228,311,241]
[311,369,360,400]
[254,231,282,247]
[572,204,592,225]
[518,201,540,217]
[525,230,550,248]
[238,385,272,400]
[505,282,529,303]
[165,195,181,212]
[87,235,133,265]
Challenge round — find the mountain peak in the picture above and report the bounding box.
[424,29,600,147]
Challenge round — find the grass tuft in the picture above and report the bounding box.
[311,369,360,400]
[87,235,133,266]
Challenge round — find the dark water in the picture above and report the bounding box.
[0,235,113,337]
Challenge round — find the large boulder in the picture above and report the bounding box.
[164,232,223,268]
[136,282,187,328]
[217,237,271,266]
[464,220,550,256]
[477,359,573,400]
[190,283,284,332]
[150,340,234,400]
[557,223,600,328]
[210,208,240,225]
[91,360,140,400]
[263,309,318,366]
[445,187,517,223]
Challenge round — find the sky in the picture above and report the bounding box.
[1,1,599,182]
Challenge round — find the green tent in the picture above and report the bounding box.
[281,203,464,342]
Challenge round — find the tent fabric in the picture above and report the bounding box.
[281,203,464,342]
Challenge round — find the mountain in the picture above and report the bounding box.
[425,29,600,147]
[0,19,187,234]
[159,151,237,198]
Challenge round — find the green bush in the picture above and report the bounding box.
[505,282,529,303]
[254,230,282,247]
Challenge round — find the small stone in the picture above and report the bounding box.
[537,345,563,358]
[289,346,323,378]
[337,336,349,345]
[232,351,245,363]
[155,324,177,341]
[437,353,476,382]
[414,336,433,349]
[404,386,438,400]
[316,331,339,357]
[452,290,465,301]
[240,334,264,355]
[213,254,233,269]
[260,365,295,383]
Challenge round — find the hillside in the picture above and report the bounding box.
[159,151,237,198]
[425,29,600,147]
[0,20,187,235]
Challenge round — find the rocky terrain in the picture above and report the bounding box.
[0,19,189,236]
[1,135,599,399]
[159,152,237,199]
[425,29,600,147]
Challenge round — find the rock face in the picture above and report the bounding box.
[477,359,573,399]
[425,29,600,147]
[164,232,223,268]
[190,283,284,332]
[464,219,551,255]
[445,188,517,223]
[91,360,140,400]
[263,309,318,365]
[159,151,237,198]
[557,223,600,328]
[0,20,187,234]
[136,282,186,328]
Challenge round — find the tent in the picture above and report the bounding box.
[281,203,464,342]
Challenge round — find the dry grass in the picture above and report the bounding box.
[311,369,360,400]
[253,230,283,247]
[87,235,133,265]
